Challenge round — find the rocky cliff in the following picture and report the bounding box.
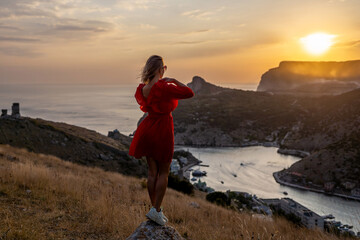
[257,60,360,95]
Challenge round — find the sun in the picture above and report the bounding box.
[300,33,336,55]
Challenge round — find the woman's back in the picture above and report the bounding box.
[135,79,194,115]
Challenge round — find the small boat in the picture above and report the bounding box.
[199,164,210,167]
[191,177,197,181]
[323,214,335,219]
[192,169,207,177]
[343,224,353,229]
[283,191,288,195]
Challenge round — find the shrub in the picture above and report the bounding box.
[168,173,194,195]
[206,191,230,207]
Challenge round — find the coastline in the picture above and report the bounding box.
[273,172,360,202]
[175,142,309,159]
[176,144,360,203]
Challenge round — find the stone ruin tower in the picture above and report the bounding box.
[12,103,20,118]
[1,103,21,118]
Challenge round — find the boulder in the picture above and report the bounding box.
[126,220,184,240]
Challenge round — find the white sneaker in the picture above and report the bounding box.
[159,208,168,223]
[146,207,166,226]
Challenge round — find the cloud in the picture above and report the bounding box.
[0,36,40,42]
[181,7,225,20]
[0,0,55,19]
[37,19,114,40]
[54,25,107,33]
[139,24,157,30]
[334,39,360,48]
[115,0,161,11]
[179,29,212,35]
[169,41,241,59]
[0,24,20,30]
[173,40,208,45]
[181,9,213,20]
[0,46,42,57]
[0,0,115,42]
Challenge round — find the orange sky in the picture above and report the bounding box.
[1,0,359,85]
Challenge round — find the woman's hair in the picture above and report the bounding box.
[141,55,164,83]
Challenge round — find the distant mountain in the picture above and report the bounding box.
[171,76,360,196]
[257,60,360,95]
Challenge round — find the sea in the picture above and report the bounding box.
[0,82,359,233]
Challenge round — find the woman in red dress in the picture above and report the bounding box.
[128,55,194,225]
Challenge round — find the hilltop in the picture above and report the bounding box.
[0,144,345,240]
[257,60,360,95]
[0,116,147,177]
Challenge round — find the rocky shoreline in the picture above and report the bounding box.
[273,172,360,202]
[175,141,360,202]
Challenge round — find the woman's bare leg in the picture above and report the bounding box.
[154,161,171,212]
[146,156,159,206]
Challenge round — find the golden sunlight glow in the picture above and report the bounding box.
[300,33,336,55]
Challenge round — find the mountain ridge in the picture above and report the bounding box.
[257,60,360,95]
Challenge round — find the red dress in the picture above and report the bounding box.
[128,79,194,163]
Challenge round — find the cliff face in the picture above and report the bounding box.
[257,60,360,95]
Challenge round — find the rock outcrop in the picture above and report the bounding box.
[187,76,225,95]
[257,60,360,95]
[126,220,184,240]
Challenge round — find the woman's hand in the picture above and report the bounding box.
[162,77,176,82]
[162,77,188,87]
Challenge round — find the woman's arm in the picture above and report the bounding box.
[162,78,194,99]
[172,79,187,87]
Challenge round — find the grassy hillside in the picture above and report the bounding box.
[0,144,347,240]
[0,117,146,177]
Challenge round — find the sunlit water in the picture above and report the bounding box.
[1,83,359,232]
[0,83,143,136]
[175,146,360,233]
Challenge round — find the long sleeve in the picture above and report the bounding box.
[162,81,195,100]
[135,84,150,112]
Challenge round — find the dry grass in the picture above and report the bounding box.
[0,144,347,240]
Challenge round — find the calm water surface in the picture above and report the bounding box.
[175,146,360,233]
[0,83,143,136]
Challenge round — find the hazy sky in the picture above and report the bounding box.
[1,0,360,85]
